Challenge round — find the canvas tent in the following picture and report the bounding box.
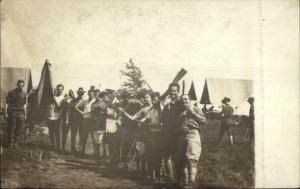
[234,94,254,115]
[200,78,253,107]
[0,67,32,108]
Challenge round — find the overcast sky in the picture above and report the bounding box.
[1,0,259,93]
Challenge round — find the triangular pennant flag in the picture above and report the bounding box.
[27,71,33,93]
[200,79,211,104]
[27,60,54,124]
[188,81,197,100]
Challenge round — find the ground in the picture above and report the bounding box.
[0,118,254,188]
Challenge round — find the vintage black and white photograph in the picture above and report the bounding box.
[1,0,299,188]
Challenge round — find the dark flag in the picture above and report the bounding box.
[200,79,211,104]
[27,60,54,124]
[27,71,33,93]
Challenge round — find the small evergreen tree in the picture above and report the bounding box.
[120,58,145,94]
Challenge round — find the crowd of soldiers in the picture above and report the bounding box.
[4,79,254,188]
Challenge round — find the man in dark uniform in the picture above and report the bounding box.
[247,97,255,145]
[218,97,234,145]
[5,80,27,148]
[161,83,183,182]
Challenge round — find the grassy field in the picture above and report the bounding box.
[1,117,254,188]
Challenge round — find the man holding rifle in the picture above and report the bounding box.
[161,83,183,182]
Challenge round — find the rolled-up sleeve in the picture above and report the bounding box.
[193,108,206,125]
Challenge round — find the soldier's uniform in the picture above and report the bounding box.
[218,102,234,145]
[177,105,206,185]
[6,88,27,147]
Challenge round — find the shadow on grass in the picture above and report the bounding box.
[54,158,182,189]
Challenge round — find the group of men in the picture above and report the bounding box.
[4,79,254,188]
[47,84,114,156]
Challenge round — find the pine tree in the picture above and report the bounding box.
[120,58,145,94]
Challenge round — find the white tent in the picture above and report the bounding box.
[234,94,254,115]
[0,67,32,108]
[200,77,253,107]
[164,72,253,113]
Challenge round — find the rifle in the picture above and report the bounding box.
[160,68,187,100]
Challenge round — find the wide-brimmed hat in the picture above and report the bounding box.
[76,87,86,94]
[247,96,254,103]
[221,97,231,104]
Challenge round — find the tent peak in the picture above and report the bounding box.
[45,59,51,66]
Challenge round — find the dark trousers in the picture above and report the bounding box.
[106,132,121,164]
[70,118,81,152]
[145,131,163,179]
[218,121,233,143]
[7,111,25,146]
[47,119,61,150]
[61,120,70,152]
[80,118,94,154]
[161,132,176,179]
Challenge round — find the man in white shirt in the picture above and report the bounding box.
[75,89,95,155]
[47,84,65,151]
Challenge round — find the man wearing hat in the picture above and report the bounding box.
[247,97,255,145]
[69,87,85,153]
[218,97,234,145]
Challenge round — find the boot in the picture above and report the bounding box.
[188,166,198,184]
[183,167,189,186]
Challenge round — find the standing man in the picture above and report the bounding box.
[75,89,95,155]
[177,94,206,187]
[61,90,75,153]
[247,97,255,145]
[70,87,85,153]
[146,92,163,182]
[119,91,154,179]
[218,97,234,145]
[47,84,65,151]
[91,90,108,158]
[119,92,143,167]
[5,80,27,148]
[161,83,183,182]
